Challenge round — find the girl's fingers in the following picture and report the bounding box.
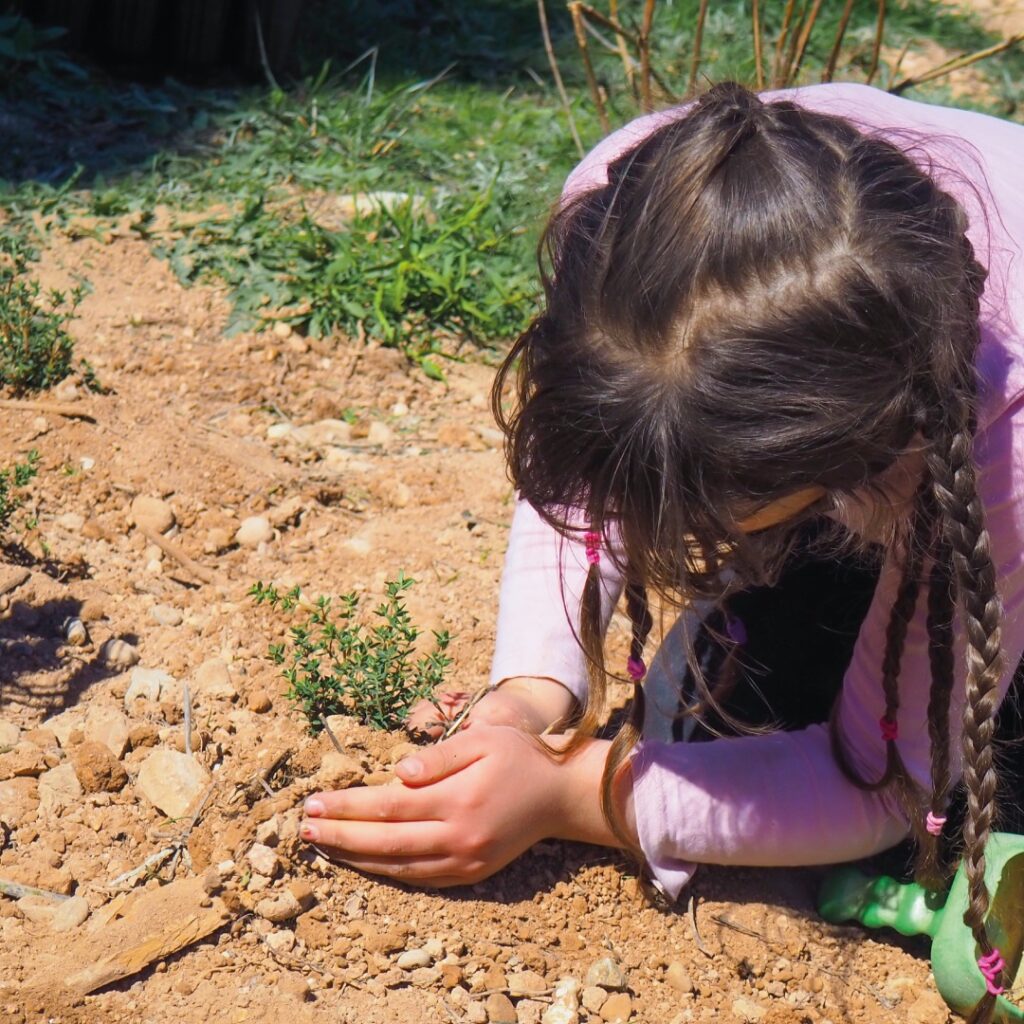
[394,729,486,787]
[303,818,447,859]
[305,784,441,823]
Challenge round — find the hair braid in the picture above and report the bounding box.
[925,414,1005,1015]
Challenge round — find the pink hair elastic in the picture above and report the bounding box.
[978,948,1006,996]
[627,656,646,682]
[879,716,899,742]
[925,812,947,836]
[584,531,601,566]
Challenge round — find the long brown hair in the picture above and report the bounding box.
[493,82,1005,1022]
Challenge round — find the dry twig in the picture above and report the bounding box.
[687,894,713,957]
[822,0,856,83]
[752,0,765,89]
[866,0,887,85]
[0,877,69,902]
[687,0,710,96]
[0,399,97,422]
[138,525,217,586]
[538,0,584,157]
[569,2,609,132]
[889,33,1023,93]
[639,0,657,111]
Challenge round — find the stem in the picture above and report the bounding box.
[889,34,1022,94]
[866,0,886,86]
[608,0,636,98]
[822,0,856,83]
[687,0,710,96]
[537,0,585,158]
[569,2,610,132]
[789,0,824,83]
[752,0,765,90]
[640,0,657,112]
[772,0,798,86]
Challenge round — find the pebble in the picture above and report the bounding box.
[255,891,302,923]
[598,992,632,1023]
[291,419,352,447]
[277,975,311,1002]
[0,720,19,749]
[56,512,85,532]
[541,1008,578,1024]
[247,691,272,713]
[665,963,695,994]
[552,978,581,1010]
[63,618,88,646]
[316,751,363,789]
[508,970,547,998]
[124,667,174,707]
[84,705,131,759]
[70,741,128,793]
[0,778,39,827]
[130,495,175,534]
[101,638,140,670]
[730,998,767,1023]
[135,749,210,818]
[410,966,442,988]
[246,843,279,878]
[367,421,393,445]
[235,516,273,548]
[396,948,433,970]
[38,764,83,815]
[150,604,183,627]
[484,993,517,1024]
[422,937,445,960]
[265,929,296,955]
[0,741,45,778]
[192,658,237,701]
[17,894,90,932]
[586,958,629,991]
[266,422,294,440]
[254,816,280,846]
[466,1003,488,1024]
[581,987,608,1013]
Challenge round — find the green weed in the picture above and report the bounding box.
[250,572,452,732]
[0,232,82,392]
[0,449,39,536]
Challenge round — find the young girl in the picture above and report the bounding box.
[301,81,1024,1019]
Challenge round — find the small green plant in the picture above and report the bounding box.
[0,449,39,536]
[250,572,452,732]
[0,233,83,392]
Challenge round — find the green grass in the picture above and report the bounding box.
[0,0,1020,367]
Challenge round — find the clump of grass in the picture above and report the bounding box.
[250,572,452,732]
[0,232,82,391]
[165,183,534,370]
[0,449,39,536]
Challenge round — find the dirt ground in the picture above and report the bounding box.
[0,216,974,1024]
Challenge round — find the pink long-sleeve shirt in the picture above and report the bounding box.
[490,84,1024,897]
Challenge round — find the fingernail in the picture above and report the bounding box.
[304,797,325,816]
[300,822,319,841]
[400,758,422,778]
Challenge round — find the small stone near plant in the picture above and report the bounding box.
[246,843,279,878]
[101,638,140,670]
[586,957,629,991]
[192,658,236,701]
[265,929,296,955]
[130,495,175,534]
[84,705,131,759]
[397,948,433,970]
[235,516,273,548]
[247,690,272,713]
[484,992,517,1024]
[150,604,183,627]
[508,970,547,998]
[599,992,632,1023]
[665,963,695,994]
[135,749,210,818]
[317,750,362,789]
[38,764,83,814]
[581,986,608,1013]
[71,741,128,793]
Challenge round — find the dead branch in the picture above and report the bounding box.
[0,399,97,422]
[0,877,70,902]
[789,0,824,82]
[772,0,798,85]
[609,0,635,95]
[687,0,710,96]
[752,0,765,89]
[538,0,584,157]
[822,0,855,82]
[138,525,217,586]
[639,0,657,111]
[866,0,887,85]
[889,33,1022,94]
[569,2,609,132]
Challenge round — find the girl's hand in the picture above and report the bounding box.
[301,724,634,887]
[404,676,577,739]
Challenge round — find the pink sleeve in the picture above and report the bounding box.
[633,399,1024,899]
[489,498,625,703]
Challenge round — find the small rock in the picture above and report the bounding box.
[440,964,464,989]
[598,992,632,1023]
[665,963,694,994]
[204,527,234,553]
[552,978,581,1011]
[278,974,311,1002]
[508,970,548,998]
[247,843,279,878]
[235,516,273,548]
[0,777,39,827]
[38,764,83,814]
[0,720,20,749]
[128,723,159,748]
[247,690,272,713]
[586,958,629,991]
[150,604,183,627]
[193,658,237,701]
[255,891,302,923]
[255,816,280,846]
[422,937,445,960]
[265,929,296,954]
[367,421,393,445]
[266,422,294,440]
[63,618,88,646]
[411,966,442,988]
[18,894,90,933]
[516,1000,546,1024]
[485,993,517,1024]
[101,638,140,670]
[466,1003,489,1024]
[730,998,767,1023]
[581,987,608,1014]
[71,741,128,793]
[541,1008,578,1024]
[124,667,174,707]
[84,705,131,759]
[293,419,352,447]
[397,948,433,970]
[272,320,293,339]
[135,749,210,818]
[0,741,46,779]
[316,750,362,789]
[79,596,109,622]
[130,495,175,534]
[287,879,315,911]
[295,911,331,950]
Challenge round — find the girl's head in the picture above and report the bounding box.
[495,82,1005,1018]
